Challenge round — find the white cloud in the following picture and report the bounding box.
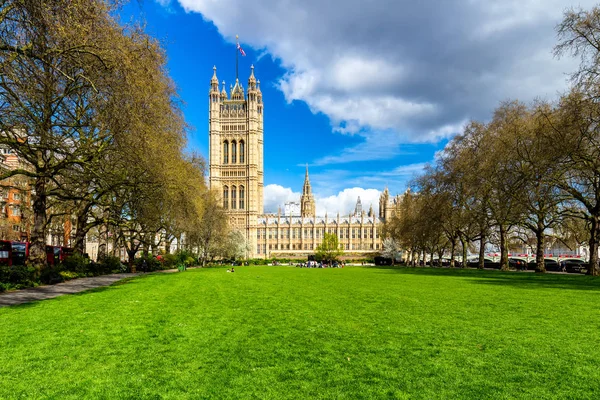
[263,184,382,216]
[263,184,300,213]
[316,188,381,217]
[168,0,595,163]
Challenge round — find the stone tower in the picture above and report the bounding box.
[300,165,316,217]
[208,66,264,248]
[354,196,363,216]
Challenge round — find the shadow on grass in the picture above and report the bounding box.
[368,265,600,291]
[0,275,145,309]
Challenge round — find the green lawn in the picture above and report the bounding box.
[2,266,600,399]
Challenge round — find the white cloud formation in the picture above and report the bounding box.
[316,188,381,217]
[263,184,300,213]
[263,184,381,216]
[169,0,594,163]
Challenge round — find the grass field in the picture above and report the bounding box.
[1,266,600,399]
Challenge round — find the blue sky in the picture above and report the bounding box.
[119,0,591,215]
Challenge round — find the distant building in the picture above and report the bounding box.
[0,146,30,241]
[207,66,403,258]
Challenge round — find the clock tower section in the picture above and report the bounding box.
[208,66,264,251]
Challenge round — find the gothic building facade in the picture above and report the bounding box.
[208,66,401,259]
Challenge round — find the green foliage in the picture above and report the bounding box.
[59,271,79,280]
[98,256,125,275]
[61,254,91,275]
[161,254,178,268]
[134,254,162,272]
[39,265,65,285]
[315,233,344,263]
[175,249,197,267]
[0,265,38,289]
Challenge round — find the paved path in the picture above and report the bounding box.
[0,273,141,308]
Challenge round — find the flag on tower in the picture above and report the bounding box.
[237,42,246,57]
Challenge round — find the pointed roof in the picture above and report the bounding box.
[221,80,227,97]
[211,65,218,84]
[231,78,245,100]
[248,64,256,83]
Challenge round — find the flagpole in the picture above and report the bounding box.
[236,34,239,81]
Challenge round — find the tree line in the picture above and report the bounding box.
[383,6,600,275]
[0,0,235,271]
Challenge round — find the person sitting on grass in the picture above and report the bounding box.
[231,267,235,273]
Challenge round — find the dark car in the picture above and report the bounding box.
[508,258,527,270]
[527,259,561,272]
[467,258,499,269]
[561,259,587,273]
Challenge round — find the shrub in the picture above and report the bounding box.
[61,254,90,275]
[3,265,37,289]
[175,249,197,267]
[162,253,178,268]
[40,265,65,285]
[59,270,79,280]
[184,256,196,267]
[97,255,126,274]
[134,254,161,272]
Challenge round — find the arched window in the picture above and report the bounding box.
[239,185,245,209]
[223,186,229,209]
[223,141,229,164]
[231,185,237,209]
[239,141,245,163]
[231,140,237,163]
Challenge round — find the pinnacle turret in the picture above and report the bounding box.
[210,66,219,92]
[300,164,315,217]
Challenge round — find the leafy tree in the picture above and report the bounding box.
[315,232,343,264]
[551,6,600,275]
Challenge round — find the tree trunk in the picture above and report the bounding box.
[535,225,546,273]
[450,237,456,268]
[499,225,509,271]
[460,235,467,269]
[73,209,89,254]
[430,249,434,268]
[28,176,48,272]
[478,230,486,270]
[588,216,599,276]
[127,248,136,272]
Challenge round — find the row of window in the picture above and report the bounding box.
[0,191,21,200]
[223,185,245,210]
[256,243,380,254]
[222,124,246,132]
[223,140,245,164]
[257,228,379,240]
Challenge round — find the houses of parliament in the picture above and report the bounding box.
[208,66,401,259]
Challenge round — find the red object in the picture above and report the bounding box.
[0,240,12,266]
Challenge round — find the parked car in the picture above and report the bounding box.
[527,259,561,272]
[561,259,587,273]
[467,258,499,269]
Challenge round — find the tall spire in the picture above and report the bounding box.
[303,164,311,195]
[301,164,315,217]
